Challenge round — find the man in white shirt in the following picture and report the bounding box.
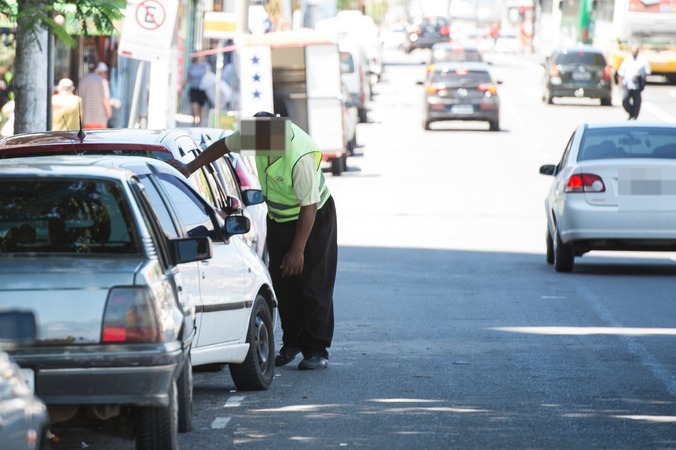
[617,46,651,120]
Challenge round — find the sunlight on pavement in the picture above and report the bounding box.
[490,326,676,336]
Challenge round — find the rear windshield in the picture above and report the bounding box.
[0,179,140,254]
[555,51,606,66]
[578,127,676,161]
[340,52,355,74]
[431,68,491,85]
[432,49,483,63]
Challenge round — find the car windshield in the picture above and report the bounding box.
[555,51,606,65]
[0,179,140,254]
[431,68,491,86]
[578,127,676,161]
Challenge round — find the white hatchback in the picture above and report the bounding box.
[540,122,676,272]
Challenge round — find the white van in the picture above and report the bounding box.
[339,42,370,123]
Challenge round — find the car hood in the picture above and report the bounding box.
[0,256,143,344]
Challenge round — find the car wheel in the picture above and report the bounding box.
[229,295,275,391]
[546,228,554,264]
[331,154,347,176]
[358,107,367,123]
[424,120,431,131]
[553,226,574,272]
[134,379,178,450]
[489,120,500,131]
[177,356,193,433]
[543,89,553,105]
[600,97,612,106]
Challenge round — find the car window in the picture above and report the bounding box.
[0,179,139,254]
[431,68,491,85]
[432,49,483,63]
[558,132,576,170]
[340,52,355,74]
[137,175,179,239]
[213,158,242,198]
[555,51,606,66]
[154,174,218,240]
[578,127,676,161]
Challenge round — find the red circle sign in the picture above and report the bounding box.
[136,0,166,30]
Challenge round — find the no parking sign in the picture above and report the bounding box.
[118,0,178,62]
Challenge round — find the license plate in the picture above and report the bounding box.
[572,72,592,81]
[20,368,35,392]
[451,105,473,114]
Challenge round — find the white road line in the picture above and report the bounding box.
[642,102,676,122]
[211,417,231,429]
[224,395,245,408]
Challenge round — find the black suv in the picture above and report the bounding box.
[404,16,450,53]
[542,46,613,106]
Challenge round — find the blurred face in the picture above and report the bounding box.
[632,47,639,58]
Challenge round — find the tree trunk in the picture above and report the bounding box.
[14,1,49,135]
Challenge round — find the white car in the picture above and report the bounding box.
[540,122,676,272]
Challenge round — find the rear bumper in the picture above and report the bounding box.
[548,85,611,99]
[11,343,186,407]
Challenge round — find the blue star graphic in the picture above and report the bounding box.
[253,90,261,99]
[251,55,260,65]
[252,73,261,82]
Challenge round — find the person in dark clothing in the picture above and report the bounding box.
[168,111,337,370]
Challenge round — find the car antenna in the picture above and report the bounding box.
[77,102,85,142]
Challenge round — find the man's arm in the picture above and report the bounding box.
[167,137,230,177]
[280,204,317,277]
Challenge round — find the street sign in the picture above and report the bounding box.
[118,0,179,62]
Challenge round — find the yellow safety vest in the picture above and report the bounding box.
[256,124,330,223]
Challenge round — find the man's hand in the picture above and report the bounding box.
[167,159,191,178]
[280,247,304,277]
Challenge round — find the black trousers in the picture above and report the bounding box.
[622,88,642,119]
[266,196,337,359]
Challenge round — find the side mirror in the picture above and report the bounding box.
[242,189,264,206]
[539,164,557,176]
[170,236,212,264]
[224,215,250,236]
[0,310,37,349]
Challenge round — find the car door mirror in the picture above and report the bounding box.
[224,215,251,236]
[539,164,557,176]
[0,310,37,349]
[242,189,264,206]
[170,236,212,264]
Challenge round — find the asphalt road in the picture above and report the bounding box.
[51,48,676,449]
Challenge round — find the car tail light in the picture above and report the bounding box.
[565,173,606,193]
[414,26,421,36]
[548,64,561,79]
[478,82,498,95]
[426,83,443,94]
[426,64,434,76]
[603,64,613,81]
[440,25,450,36]
[102,287,160,343]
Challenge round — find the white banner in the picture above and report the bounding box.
[239,45,274,119]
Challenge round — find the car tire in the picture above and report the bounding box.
[489,120,500,131]
[553,226,574,273]
[543,89,553,105]
[331,154,347,176]
[600,97,612,106]
[546,228,554,264]
[423,120,431,131]
[177,356,193,433]
[134,379,179,450]
[229,295,275,391]
[358,107,368,123]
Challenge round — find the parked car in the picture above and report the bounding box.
[341,82,359,156]
[404,16,451,53]
[181,127,269,263]
[0,310,50,450]
[421,61,500,131]
[0,155,208,447]
[539,122,676,272]
[0,128,267,263]
[0,139,277,385]
[542,46,613,106]
[339,42,371,123]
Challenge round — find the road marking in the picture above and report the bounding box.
[211,417,231,429]
[642,102,676,122]
[224,395,245,408]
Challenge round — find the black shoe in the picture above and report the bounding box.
[275,347,301,367]
[298,355,328,370]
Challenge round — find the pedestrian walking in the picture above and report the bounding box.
[78,62,112,129]
[52,78,82,131]
[185,55,211,125]
[617,46,651,120]
[168,111,337,371]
